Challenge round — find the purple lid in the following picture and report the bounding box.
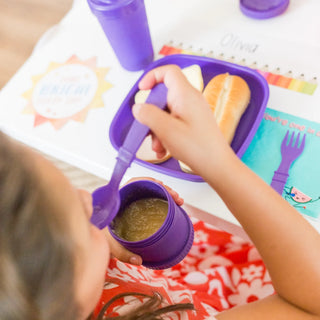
[240,0,289,19]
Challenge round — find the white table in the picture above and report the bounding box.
[1,0,320,238]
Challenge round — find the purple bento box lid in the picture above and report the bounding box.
[109,54,269,182]
[240,0,290,19]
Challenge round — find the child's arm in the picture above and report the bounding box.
[132,65,320,320]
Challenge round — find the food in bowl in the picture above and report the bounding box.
[112,198,168,241]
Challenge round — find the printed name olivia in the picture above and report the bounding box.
[220,33,259,54]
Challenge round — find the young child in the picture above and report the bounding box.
[0,64,319,320]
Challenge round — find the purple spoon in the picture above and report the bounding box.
[90,83,168,229]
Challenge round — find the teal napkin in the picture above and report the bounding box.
[242,108,320,219]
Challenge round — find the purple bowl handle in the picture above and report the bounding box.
[117,83,168,165]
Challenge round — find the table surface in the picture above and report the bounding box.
[1,0,320,237]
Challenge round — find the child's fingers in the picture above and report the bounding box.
[132,102,182,148]
[105,229,142,265]
[138,65,205,121]
[154,180,184,206]
[150,133,167,158]
[132,101,195,167]
[166,188,184,206]
[138,64,186,90]
[139,65,196,109]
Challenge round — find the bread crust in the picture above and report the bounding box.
[203,73,251,144]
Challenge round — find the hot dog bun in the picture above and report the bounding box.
[203,73,251,144]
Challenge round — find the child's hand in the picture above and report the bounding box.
[132,65,234,181]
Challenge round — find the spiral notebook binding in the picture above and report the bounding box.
[159,41,317,95]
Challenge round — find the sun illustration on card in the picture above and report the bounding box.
[22,55,112,129]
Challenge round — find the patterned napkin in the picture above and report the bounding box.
[95,218,273,319]
[242,108,320,220]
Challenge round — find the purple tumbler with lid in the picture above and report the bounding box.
[87,0,154,71]
[108,180,194,269]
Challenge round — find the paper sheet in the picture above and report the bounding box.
[0,0,320,229]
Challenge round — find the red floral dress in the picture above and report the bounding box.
[94,218,274,319]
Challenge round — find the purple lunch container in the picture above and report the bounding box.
[87,0,154,71]
[108,180,194,269]
[109,54,269,182]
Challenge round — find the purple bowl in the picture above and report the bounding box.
[109,180,194,269]
[109,54,269,182]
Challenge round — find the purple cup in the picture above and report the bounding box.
[87,0,154,71]
[108,180,194,269]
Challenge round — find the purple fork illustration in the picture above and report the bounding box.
[270,130,306,195]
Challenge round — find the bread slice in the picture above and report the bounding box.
[181,64,204,92]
